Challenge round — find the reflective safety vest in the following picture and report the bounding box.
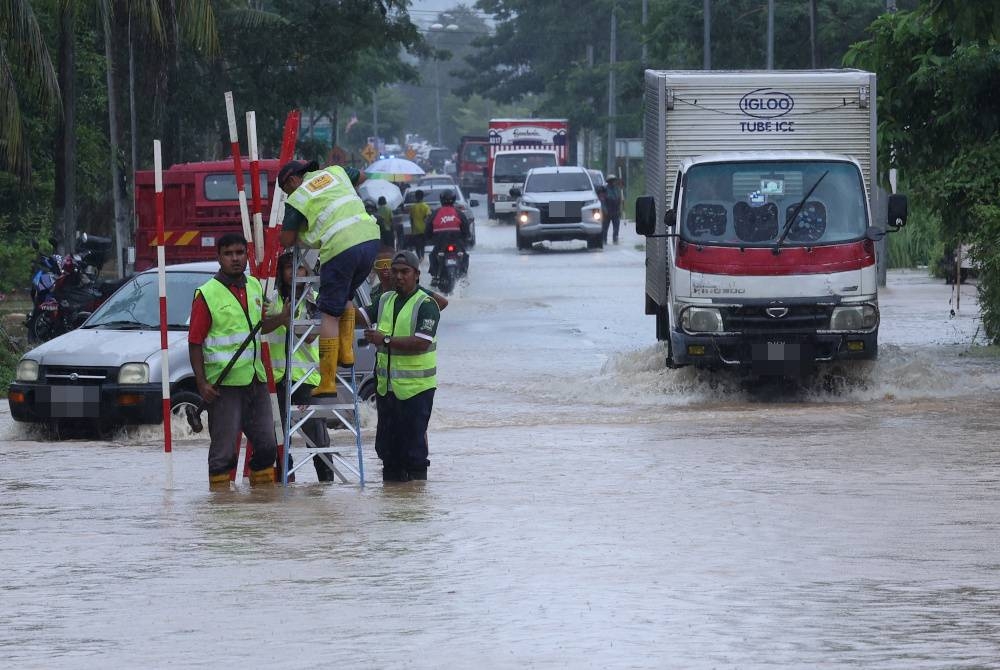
[264,293,321,386]
[197,276,266,386]
[286,166,379,264]
[375,290,437,399]
[432,205,462,233]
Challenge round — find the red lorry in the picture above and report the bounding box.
[456,135,488,195]
[133,159,280,271]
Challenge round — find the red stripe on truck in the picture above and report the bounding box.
[675,240,876,276]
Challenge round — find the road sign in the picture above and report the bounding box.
[361,143,378,164]
[405,146,417,161]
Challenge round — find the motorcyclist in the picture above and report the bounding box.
[427,190,471,282]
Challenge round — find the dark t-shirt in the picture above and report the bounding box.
[282,166,363,231]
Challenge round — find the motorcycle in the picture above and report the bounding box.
[25,233,125,343]
[433,241,468,296]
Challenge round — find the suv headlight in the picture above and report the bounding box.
[517,207,539,226]
[830,305,878,332]
[16,359,39,382]
[118,363,150,384]
[681,307,723,333]
[583,205,602,222]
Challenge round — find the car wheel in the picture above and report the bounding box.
[587,236,604,250]
[170,389,204,430]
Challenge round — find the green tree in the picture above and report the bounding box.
[0,0,60,183]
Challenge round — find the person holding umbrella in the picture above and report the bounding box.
[278,160,380,398]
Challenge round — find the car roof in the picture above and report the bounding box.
[139,260,219,274]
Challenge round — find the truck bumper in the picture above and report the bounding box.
[518,221,603,243]
[670,330,878,375]
[461,175,486,193]
[7,382,165,424]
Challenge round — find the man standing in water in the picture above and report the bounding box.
[189,233,289,490]
[363,251,440,482]
[278,160,380,398]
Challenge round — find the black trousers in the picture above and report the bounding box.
[374,388,435,473]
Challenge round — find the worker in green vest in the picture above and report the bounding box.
[267,251,335,482]
[362,250,440,482]
[278,160,380,399]
[188,233,289,489]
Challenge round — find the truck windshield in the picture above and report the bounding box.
[493,153,557,182]
[204,173,269,201]
[524,172,593,193]
[461,143,487,164]
[680,161,869,247]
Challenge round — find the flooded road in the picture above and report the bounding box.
[3,212,1000,668]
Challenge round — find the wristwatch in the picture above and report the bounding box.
[383,336,392,347]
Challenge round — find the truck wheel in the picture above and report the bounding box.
[488,203,495,220]
[587,235,604,250]
[516,228,531,251]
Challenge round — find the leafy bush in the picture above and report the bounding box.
[971,203,1000,344]
[0,239,37,294]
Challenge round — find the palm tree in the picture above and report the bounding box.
[0,0,61,184]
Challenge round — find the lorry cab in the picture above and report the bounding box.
[488,150,558,222]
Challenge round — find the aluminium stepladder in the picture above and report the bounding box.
[279,247,368,487]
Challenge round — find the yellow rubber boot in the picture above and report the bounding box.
[208,473,231,491]
[249,467,275,486]
[311,337,340,397]
[338,306,356,366]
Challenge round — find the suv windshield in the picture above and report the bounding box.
[680,160,869,247]
[525,172,593,193]
[493,153,557,181]
[85,271,211,328]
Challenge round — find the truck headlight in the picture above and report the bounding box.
[118,363,150,384]
[583,206,602,222]
[517,208,539,226]
[830,305,878,332]
[16,359,39,382]
[681,307,723,333]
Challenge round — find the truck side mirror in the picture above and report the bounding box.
[635,196,656,236]
[509,187,522,198]
[469,199,479,208]
[887,193,908,228]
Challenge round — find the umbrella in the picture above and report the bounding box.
[365,157,425,182]
[358,179,403,211]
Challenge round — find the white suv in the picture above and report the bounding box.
[512,166,604,250]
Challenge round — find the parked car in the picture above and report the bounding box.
[7,261,376,435]
[393,185,479,250]
[513,166,604,250]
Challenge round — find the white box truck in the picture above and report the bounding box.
[635,70,908,375]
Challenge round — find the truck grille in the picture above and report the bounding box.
[44,366,115,386]
[723,304,832,334]
[538,201,583,224]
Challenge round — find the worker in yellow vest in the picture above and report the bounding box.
[278,160,379,398]
[362,250,440,482]
[188,233,290,489]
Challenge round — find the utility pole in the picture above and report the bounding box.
[809,0,817,68]
[641,0,648,65]
[372,93,378,150]
[766,0,775,70]
[586,44,595,167]
[704,0,711,69]
[606,4,617,176]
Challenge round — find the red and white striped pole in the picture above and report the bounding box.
[154,140,172,454]
[246,111,266,268]
[224,91,257,274]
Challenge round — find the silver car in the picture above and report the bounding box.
[513,166,605,250]
[7,261,375,433]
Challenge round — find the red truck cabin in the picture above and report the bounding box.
[133,159,280,271]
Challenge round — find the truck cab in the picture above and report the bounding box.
[656,152,881,373]
[488,150,558,222]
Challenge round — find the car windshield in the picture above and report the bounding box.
[493,153,557,181]
[679,160,869,247]
[524,172,593,193]
[406,187,463,205]
[84,271,211,329]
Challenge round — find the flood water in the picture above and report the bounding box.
[3,212,999,668]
